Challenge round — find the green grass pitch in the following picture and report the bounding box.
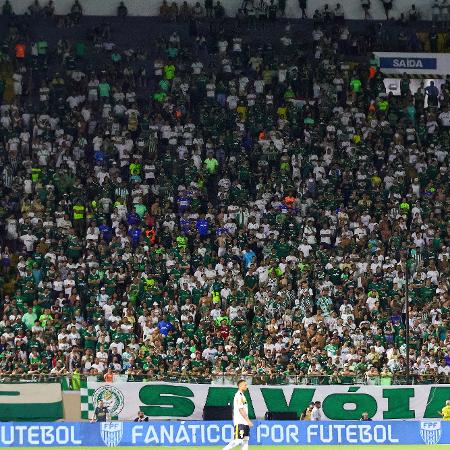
[6,446,448,450]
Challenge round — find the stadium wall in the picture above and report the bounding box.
[0,420,448,446]
[63,391,82,422]
[0,0,440,21]
[0,383,63,422]
[80,381,450,421]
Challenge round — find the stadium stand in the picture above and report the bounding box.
[0,0,449,386]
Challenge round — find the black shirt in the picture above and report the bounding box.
[134,416,149,422]
[95,406,108,422]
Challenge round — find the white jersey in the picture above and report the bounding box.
[311,406,322,421]
[233,390,248,425]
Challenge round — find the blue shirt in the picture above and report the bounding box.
[129,227,142,243]
[158,320,173,336]
[180,218,191,234]
[243,250,256,268]
[94,150,105,162]
[196,219,209,237]
[99,224,112,242]
[127,212,140,226]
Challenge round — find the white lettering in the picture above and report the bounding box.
[175,423,190,443]
[15,426,27,445]
[187,424,200,444]
[200,424,206,442]
[271,425,284,443]
[393,58,424,68]
[71,426,82,444]
[41,426,55,445]
[307,425,319,443]
[286,425,299,443]
[388,425,399,443]
[56,426,69,444]
[28,426,39,445]
[373,425,387,443]
[346,425,357,443]
[334,424,346,443]
[161,425,174,444]
[0,427,14,445]
[206,425,221,443]
[223,425,234,443]
[359,424,372,443]
[144,426,159,444]
[319,425,333,443]
[132,425,143,444]
[257,424,270,443]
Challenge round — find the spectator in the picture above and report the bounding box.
[382,0,393,19]
[408,4,419,20]
[117,1,128,17]
[214,1,225,18]
[0,6,448,388]
[298,0,307,17]
[425,81,439,108]
[70,0,83,23]
[43,0,55,17]
[334,3,344,22]
[440,0,449,27]
[28,0,42,16]
[2,0,13,15]
[134,411,149,421]
[205,0,213,17]
[311,401,322,420]
[432,0,440,22]
[361,0,371,18]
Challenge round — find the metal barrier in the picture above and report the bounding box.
[1,373,449,389]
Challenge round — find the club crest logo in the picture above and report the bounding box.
[419,421,442,445]
[93,385,125,418]
[100,422,124,447]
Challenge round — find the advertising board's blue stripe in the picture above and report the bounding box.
[0,420,449,446]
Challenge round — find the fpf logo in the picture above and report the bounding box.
[100,422,124,447]
[419,421,442,445]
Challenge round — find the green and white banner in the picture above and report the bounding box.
[0,383,63,421]
[80,381,450,421]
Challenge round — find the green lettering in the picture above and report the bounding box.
[261,388,315,417]
[205,387,255,419]
[424,387,450,418]
[322,393,377,420]
[139,384,195,417]
[383,388,415,419]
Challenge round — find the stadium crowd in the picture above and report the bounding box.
[0,1,449,386]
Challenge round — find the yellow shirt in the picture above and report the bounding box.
[441,405,450,420]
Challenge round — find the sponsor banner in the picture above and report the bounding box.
[0,420,448,446]
[374,52,450,75]
[0,384,63,421]
[81,381,450,421]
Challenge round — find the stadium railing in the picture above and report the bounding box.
[0,373,449,389]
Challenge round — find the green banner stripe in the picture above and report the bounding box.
[0,401,63,421]
[0,391,20,396]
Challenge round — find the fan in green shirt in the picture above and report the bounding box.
[350,77,362,93]
[75,41,86,58]
[204,157,219,174]
[98,82,110,98]
[22,308,37,330]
